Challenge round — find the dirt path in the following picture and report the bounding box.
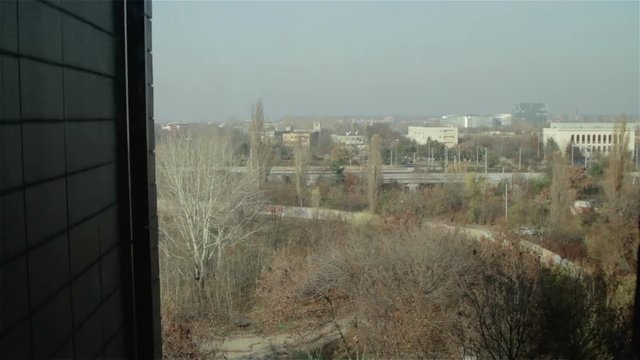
[199,317,354,359]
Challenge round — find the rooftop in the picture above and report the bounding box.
[548,122,623,129]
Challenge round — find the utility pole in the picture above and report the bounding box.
[634,139,640,171]
[445,147,448,174]
[518,147,522,171]
[476,145,479,169]
[484,148,488,174]
[505,181,508,224]
[538,131,541,161]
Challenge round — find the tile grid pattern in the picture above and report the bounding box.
[1,0,130,358]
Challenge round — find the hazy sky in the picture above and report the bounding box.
[154,1,639,122]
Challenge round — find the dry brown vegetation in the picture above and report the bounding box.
[255,224,475,357]
[157,120,639,359]
[254,221,634,359]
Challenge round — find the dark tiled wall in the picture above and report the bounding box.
[0,0,150,358]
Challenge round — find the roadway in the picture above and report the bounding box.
[267,166,545,185]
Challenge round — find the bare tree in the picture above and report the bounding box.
[157,132,264,294]
[587,119,638,278]
[462,255,541,360]
[250,100,272,187]
[368,134,382,213]
[293,144,310,207]
[549,151,572,228]
[605,118,630,201]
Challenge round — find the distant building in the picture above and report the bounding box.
[332,133,368,151]
[332,133,367,146]
[350,117,394,125]
[493,113,513,127]
[407,126,458,148]
[161,123,182,132]
[543,122,635,158]
[267,123,321,146]
[440,114,512,128]
[513,103,547,124]
[331,133,369,161]
[264,127,293,143]
[283,132,318,148]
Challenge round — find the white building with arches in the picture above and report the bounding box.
[543,123,635,159]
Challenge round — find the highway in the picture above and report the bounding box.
[236,165,638,185]
[267,166,545,185]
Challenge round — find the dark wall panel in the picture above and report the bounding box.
[28,234,69,308]
[61,1,115,33]
[0,191,25,261]
[0,0,159,358]
[24,179,68,246]
[0,56,19,120]
[31,289,73,358]
[63,15,115,75]
[0,124,22,190]
[17,0,62,62]
[0,257,29,331]
[20,59,64,119]
[64,69,115,119]
[0,1,18,53]
[22,122,66,182]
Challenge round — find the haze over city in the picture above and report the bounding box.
[154,1,639,122]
